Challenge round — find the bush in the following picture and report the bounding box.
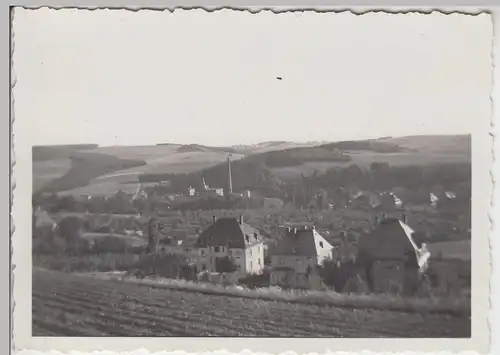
[33,253,139,273]
[129,253,191,279]
[319,259,358,292]
[91,236,129,254]
[215,256,238,273]
[238,271,270,289]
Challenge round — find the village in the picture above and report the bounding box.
[32,156,471,298]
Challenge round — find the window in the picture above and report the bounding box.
[319,241,324,248]
[258,258,261,265]
[250,261,253,269]
[249,249,252,256]
[201,250,206,257]
[245,235,250,243]
[202,264,207,270]
[296,258,302,263]
[214,246,220,252]
[221,247,225,252]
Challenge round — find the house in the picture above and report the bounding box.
[33,208,58,238]
[270,226,334,290]
[201,178,224,197]
[380,192,403,210]
[426,239,471,295]
[350,191,381,209]
[356,214,431,295]
[195,216,265,274]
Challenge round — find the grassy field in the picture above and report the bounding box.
[33,158,72,192]
[33,144,244,195]
[33,135,471,195]
[33,269,470,337]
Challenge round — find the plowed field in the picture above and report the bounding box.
[33,269,470,337]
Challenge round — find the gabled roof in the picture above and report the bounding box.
[34,209,56,229]
[358,218,430,268]
[272,227,333,257]
[195,217,262,248]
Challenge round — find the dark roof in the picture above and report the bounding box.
[272,227,333,257]
[358,218,430,268]
[195,217,261,248]
[34,209,56,229]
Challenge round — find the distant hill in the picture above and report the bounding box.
[33,135,471,196]
[33,144,98,161]
[379,135,471,157]
[139,135,471,196]
[176,144,237,154]
[229,141,328,154]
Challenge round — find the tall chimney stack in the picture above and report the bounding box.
[228,155,233,194]
[213,216,217,224]
[402,212,407,224]
[239,215,243,225]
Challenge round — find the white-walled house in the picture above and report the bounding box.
[194,216,265,274]
[270,226,334,289]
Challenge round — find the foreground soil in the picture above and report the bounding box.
[33,269,470,337]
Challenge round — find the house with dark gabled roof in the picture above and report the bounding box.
[356,213,431,295]
[269,226,334,289]
[195,215,265,274]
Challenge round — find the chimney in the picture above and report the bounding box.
[228,155,233,194]
[402,212,407,224]
[213,216,217,224]
[239,215,243,225]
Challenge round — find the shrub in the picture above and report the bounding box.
[33,253,139,273]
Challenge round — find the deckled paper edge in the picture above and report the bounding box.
[10,7,496,355]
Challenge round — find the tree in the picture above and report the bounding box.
[215,256,238,273]
[319,258,358,292]
[58,216,83,241]
[57,216,89,255]
[370,162,390,172]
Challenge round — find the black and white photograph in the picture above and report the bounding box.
[12,7,492,354]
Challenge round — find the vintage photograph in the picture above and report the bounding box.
[12,7,492,353]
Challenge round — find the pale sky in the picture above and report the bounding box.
[13,9,492,147]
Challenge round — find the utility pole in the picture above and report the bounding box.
[228,154,233,194]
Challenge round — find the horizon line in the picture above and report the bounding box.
[31,133,471,149]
